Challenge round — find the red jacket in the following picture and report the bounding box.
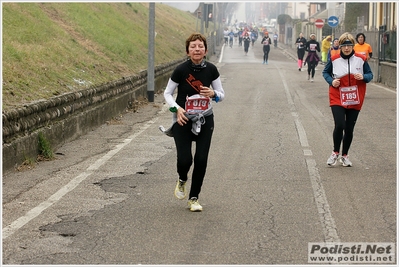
[328,52,371,110]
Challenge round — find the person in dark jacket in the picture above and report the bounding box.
[305,33,320,82]
[243,31,251,55]
[295,32,307,71]
[260,31,272,64]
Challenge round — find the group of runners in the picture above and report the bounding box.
[295,32,372,82]
[161,31,373,212]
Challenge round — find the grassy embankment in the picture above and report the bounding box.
[2,2,203,111]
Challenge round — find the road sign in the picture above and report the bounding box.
[328,16,339,28]
[315,19,324,29]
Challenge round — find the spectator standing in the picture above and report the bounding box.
[321,35,332,64]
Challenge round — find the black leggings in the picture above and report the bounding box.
[297,49,305,60]
[244,42,250,53]
[172,115,214,199]
[330,106,360,155]
[307,61,317,77]
[263,46,270,62]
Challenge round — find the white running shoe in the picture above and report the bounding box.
[327,152,339,166]
[340,155,353,167]
[174,179,187,200]
[188,197,202,212]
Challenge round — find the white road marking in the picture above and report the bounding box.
[218,43,225,63]
[371,83,397,94]
[277,67,341,243]
[2,116,160,240]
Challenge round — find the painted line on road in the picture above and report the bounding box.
[371,82,397,94]
[2,116,160,240]
[218,43,225,63]
[277,67,341,243]
[292,112,309,147]
[306,158,341,242]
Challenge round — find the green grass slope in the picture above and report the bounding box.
[2,2,200,111]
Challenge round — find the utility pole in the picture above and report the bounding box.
[147,2,155,102]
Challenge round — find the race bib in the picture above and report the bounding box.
[340,86,360,105]
[309,43,317,51]
[185,94,210,114]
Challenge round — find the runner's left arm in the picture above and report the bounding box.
[211,77,225,103]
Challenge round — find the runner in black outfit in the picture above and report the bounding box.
[243,31,251,55]
[295,32,307,71]
[162,33,225,212]
[260,31,272,64]
[305,33,320,82]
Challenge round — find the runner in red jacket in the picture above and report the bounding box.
[322,32,373,167]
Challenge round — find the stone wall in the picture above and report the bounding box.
[2,58,186,171]
[366,59,397,90]
[379,61,397,89]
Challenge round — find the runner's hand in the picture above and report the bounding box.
[176,108,188,126]
[332,79,340,87]
[354,73,363,80]
[199,86,215,98]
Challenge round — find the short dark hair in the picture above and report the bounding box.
[356,33,366,42]
[185,33,208,53]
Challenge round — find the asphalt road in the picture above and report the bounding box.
[2,40,397,265]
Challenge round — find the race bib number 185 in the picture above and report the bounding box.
[340,86,360,105]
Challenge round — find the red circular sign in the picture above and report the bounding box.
[315,19,324,29]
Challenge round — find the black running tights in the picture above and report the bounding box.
[330,106,360,156]
[297,49,305,60]
[307,62,317,78]
[172,115,214,199]
[263,46,270,62]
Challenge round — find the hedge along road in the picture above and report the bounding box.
[2,40,396,264]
